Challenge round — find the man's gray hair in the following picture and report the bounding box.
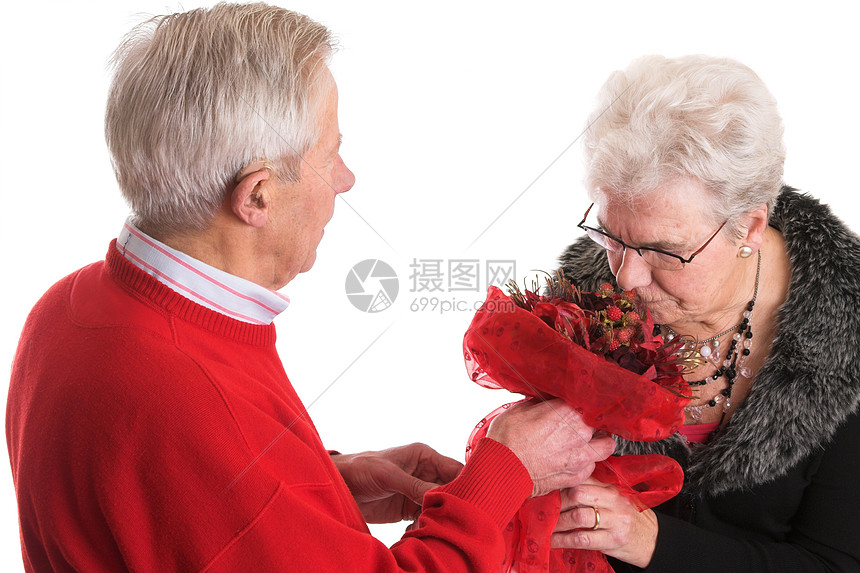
[584,54,785,237]
[105,2,335,237]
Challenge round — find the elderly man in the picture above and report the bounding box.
[6,4,613,572]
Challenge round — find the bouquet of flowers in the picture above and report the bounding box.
[463,273,695,573]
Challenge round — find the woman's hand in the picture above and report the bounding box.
[331,443,463,524]
[552,478,659,569]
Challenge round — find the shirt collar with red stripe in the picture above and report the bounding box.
[116,219,290,325]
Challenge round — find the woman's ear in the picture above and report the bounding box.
[740,204,769,252]
[230,167,272,228]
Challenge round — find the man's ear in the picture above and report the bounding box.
[740,204,769,252]
[230,167,272,228]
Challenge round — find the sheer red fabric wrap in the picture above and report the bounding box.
[463,287,689,573]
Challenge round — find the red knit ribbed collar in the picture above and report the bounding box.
[106,240,278,347]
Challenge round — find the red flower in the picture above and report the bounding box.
[464,275,695,573]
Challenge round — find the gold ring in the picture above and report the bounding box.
[591,506,600,530]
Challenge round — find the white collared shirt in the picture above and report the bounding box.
[116,220,290,325]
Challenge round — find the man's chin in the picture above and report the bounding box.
[299,251,318,274]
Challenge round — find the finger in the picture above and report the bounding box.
[419,450,464,484]
[560,476,605,493]
[393,443,464,484]
[401,498,423,521]
[551,529,617,551]
[555,505,605,532]
[384,469,436,505]
[589,435,616,462]
[560,484,612,511]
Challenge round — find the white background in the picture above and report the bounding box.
[1,1,858,567]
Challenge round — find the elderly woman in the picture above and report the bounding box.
[551,55,860,571]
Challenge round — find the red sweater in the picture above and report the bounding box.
[6,242,532,572]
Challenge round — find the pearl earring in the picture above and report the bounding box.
[738,246,754,258]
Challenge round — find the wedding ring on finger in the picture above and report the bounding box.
[591,506,600,530]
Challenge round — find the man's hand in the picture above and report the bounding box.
[331,443,464,524]
[487,398,615,497]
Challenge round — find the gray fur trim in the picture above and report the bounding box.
[557,188,860,495]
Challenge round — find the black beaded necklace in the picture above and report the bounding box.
[663,250,761,430]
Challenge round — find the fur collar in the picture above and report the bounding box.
[556,187,860,495]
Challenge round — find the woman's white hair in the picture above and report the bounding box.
[105,2,335,237]
[584,55,785,237]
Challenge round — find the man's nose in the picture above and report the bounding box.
[334,155,355,194]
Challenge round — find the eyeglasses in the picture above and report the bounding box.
[576,203,726,271]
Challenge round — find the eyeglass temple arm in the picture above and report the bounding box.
[582,203,595,222]
[688,220,727,259]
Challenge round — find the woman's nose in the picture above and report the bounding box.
[613,248,653,292]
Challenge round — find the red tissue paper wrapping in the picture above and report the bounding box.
[463,286,690,573]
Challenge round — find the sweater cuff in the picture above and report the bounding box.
[436,437,533,529]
